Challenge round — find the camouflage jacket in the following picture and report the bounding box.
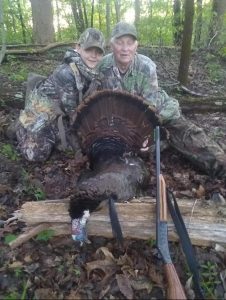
[19,49,99,132]
[98,53,181,123]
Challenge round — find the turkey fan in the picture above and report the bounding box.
[73,89,161,163]
[69,89,164,244]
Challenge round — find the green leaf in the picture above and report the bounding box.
[4,291,20,300]
[35,229,55,241]
[4,234,17,244]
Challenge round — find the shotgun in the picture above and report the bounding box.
[155,126,186,300]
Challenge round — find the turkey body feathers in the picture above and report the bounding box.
[69,156,150,219]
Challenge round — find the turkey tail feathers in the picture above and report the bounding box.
[72,90,162,158]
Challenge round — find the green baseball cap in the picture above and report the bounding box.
[111,22,137,40]
[79,28,105,53]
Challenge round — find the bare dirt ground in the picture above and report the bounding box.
[0,47,226,299]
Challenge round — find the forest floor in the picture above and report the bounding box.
[0,46,226,300]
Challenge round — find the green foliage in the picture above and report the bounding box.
[35,229,55,242]
[24,184,46,201]
[200,261,221,299]
[14,267,23,278]
[4,233,17,244]
[21,169,46,201]
[3,0,32,44]
[146,238,156,248]
[4,291,20,300]
[74,267,81,277]
[219,46,226,59]
[1,55,29,82]
[33,187,46,201]
[1,0,225,50]
[205,53,226,83]
[4,281,28,300]
[0,143,19,161]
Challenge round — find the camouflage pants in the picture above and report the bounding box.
[166,115,226,178]
[16,119,80,162]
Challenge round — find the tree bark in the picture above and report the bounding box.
[82,0,88,28]
[55,0,62,40]
[10,197,226,248]
[194,0,202,48]
[70,0,85,35]
[16,0,27,44]
[208,0,226,50]
[30,0,55,44]
[114,0,121,22]
[173,0,182,46]
[0,0,6,65]
[177,0,194,86]
[90,0,94,27]
[106,0,111,40]
[134,0,141,29]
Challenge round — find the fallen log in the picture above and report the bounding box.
[9,197,226,249]
[5,41,76,55]
[179,96,226,112]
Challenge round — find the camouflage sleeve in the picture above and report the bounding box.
[43,64,79,113]
[152,89,181,123]
[140,59,181,123]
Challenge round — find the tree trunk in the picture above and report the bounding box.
[30,0,55,44]
[55,0,62,40]
[106,0,111,40]
[0,0,6,64]
[82,0,88,28]
[194,0,202,48]
[70,0,85,35]
[114,0,121,22]
[177,0,194,86]
[90,0,95,27]
[134,0,140,29]
[16,0,26,44]
[173,0,182,46]
[208,0,226,50]
[98,0,103,29]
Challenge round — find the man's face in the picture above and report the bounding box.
[111,35,138,68]
[77,46,103,69]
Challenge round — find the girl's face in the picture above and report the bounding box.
[77,46,103,69]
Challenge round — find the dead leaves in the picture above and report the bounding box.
[116,274,133,299]
[85,247,156,299]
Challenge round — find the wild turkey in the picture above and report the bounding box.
[69,89,164,243]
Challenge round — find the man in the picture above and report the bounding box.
[16,28,105,162]
[98,21,226,178]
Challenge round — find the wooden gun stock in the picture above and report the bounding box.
[155,126,186,300]
[164,263,186,300]
[160,175,186,300]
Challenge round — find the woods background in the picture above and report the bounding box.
[0,0,226,48]
[0,0,226,86]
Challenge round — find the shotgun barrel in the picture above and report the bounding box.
[155,126,186,300]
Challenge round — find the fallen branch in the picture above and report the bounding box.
[179,96,226,112]
[5,41,76,55]
[180,85,208,97]
[10,197,226,248]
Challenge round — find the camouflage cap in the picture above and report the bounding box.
[79,28,105,53]
[111,21,137,40]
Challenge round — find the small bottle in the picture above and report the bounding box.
[71,210,90,245]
